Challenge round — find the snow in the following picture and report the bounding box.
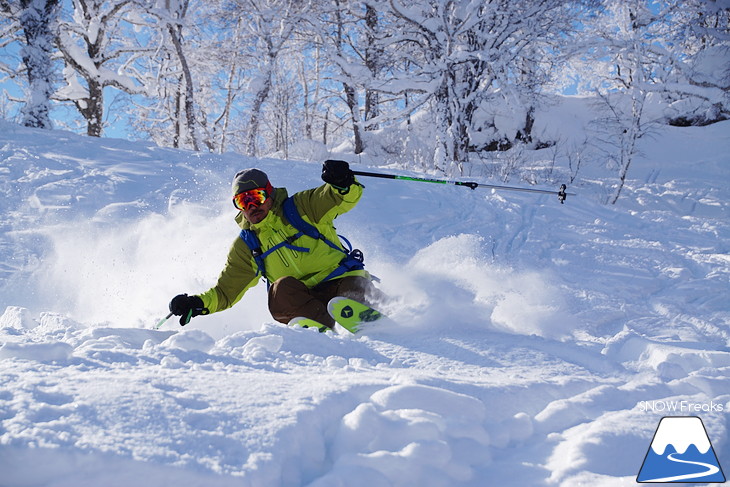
[0,98,729,486]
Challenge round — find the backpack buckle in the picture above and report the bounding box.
[350,249,364,263]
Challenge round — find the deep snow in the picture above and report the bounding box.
[0,111,728,486]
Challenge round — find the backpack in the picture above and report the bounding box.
[238,196,365,288]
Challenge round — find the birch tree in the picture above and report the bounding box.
[157,0,202,150]
[209,16,247,153]
[583,0,666,203]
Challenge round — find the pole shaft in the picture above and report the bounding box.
[352,170,574,198]
[154,312,173,330]
[353,170,476,188]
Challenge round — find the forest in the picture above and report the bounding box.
[1,0,728,200]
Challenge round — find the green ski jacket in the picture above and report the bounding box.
[197,182,368,314]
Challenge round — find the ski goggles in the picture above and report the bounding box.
[232,182,273,211]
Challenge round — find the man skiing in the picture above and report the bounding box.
[168,159,380,329]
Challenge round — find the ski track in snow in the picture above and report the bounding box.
[1,118,729,486]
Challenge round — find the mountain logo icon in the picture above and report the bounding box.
[637,416,726,483]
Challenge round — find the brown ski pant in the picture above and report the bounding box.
[268,275,380,328]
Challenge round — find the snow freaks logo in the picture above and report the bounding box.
[637,416,726,483]
[639,400,725,413]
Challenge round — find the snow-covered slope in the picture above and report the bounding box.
[0,117,728,486]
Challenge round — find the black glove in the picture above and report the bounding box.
[322,159,355,193]
[169,294,209,326]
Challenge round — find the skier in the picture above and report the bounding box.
[168,160,381,329]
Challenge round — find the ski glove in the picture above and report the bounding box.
[169,294,209,326]
[322,159,355,193]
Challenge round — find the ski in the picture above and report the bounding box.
[327,297,384,333]
[288,316,330,332]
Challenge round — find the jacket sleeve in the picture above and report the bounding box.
[197,237,260,314]
[293,180,363,224]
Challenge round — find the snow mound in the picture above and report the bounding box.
[315,384,491,486]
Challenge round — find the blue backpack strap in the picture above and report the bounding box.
[283,197,365,282]
[240,227,310,288]
[282,197,324,242]
[283,197,350,255]
[239,229,267,281]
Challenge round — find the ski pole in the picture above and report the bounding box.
[154,312,173,330]
[352,170,574,204]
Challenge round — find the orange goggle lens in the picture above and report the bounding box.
[233,188,268,211]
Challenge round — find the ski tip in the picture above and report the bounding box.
[326,296,384,334]
[326,296,350,306]
[288,316,331,332]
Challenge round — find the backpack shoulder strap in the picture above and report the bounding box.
[282,196,322,240]
[239,229,267,279]
[285,196,367,282]
[283,196,346,255]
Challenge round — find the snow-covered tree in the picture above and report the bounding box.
[658,0,730,126]
[216,0,311,157]
[207,16,247,154]
[327,0,366,154]
[56,0,149,137]
[125,0,208,150]
[302,1,415,155]
[386,0,584,174]
[551,0,730,202]
[582,0,653,203]
[362,3,381,129]
[157,0,202,150]
[0,0,60,129]
[293,33,324,142]
[568,0,729,126]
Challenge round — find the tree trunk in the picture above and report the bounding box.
[172,76,183,148]
[246,65,272,157]
[75,77,103,137]
[19,0,59,129]
[323,107,330,146]
[364,4,379,130]
[218,61,238,153]
[168,23,199,151]
[335,0,363,154]
[433,80,453,173]
[610,93,643,204]
[344,81,364,154]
